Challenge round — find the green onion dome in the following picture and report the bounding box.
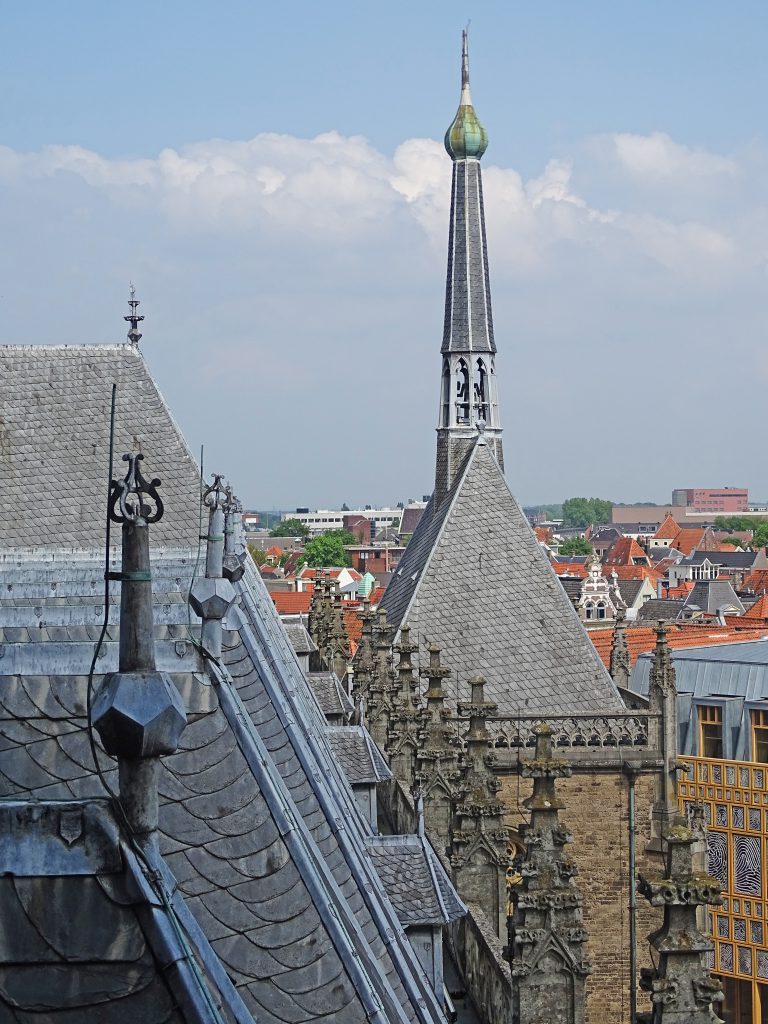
[444,32,488,161]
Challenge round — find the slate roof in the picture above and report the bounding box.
[558,576,582,604]
[616,578,645,608]
[0,338,454,1024]
[281,618,316,655]
[0,553,449,1024]
[631,639,768,700]
[327,726,392,785]
[442,159,495,355]
[681,581,746,616]
[380,437,623,714]
[307,671,354,720]
[0,345,201,549]
[637,598,685,622]
[679,550,761,569]
[0,798,246,1024]
[365,835,466,927]
[399,507,426,537]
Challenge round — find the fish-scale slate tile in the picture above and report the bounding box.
[381,439,624,715]
[0,345,202,549]
[222,629,423,1024]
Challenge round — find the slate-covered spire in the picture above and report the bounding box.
[436,31,503,501]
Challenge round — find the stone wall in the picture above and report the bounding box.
[380,779,512,1024]
[452,903,512,1024]
[500,766,663,1024]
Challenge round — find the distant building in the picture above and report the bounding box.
[611,505,677,526]
[672,487,749,514]
[283,503,426,537]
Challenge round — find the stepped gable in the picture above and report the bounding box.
[0,345,201,549]
[380,436,623,714]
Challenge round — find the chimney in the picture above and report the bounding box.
[92,453,187,848]
[189,474,237,660]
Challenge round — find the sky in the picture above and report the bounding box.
[2,1,768,509]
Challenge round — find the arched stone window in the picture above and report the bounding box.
[456,359,470,423]
[474,358,488,421]
[441,359,451,427]
[597,602,607,620]
[585,601,594,620]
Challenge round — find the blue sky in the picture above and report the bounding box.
[2,2,768,507]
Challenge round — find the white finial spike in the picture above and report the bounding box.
[461,27,472,105]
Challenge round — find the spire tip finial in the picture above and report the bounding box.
[124,282,145,347]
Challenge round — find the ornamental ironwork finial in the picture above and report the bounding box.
[108,452,164,524]
[124,283,144,346]
[203,473,227,510]
[223,484,242,514]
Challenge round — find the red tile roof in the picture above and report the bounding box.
[534,527,553,544]
[654,514,681,541]
[590,623,768,670]
[671,528,706,556]
[744,594,768,621]
[271,591,312,615]
[603,537,649,566]
[552,564,588,579]
[266,545,284,557]
[744,569,768,596]
[603,564,661,583]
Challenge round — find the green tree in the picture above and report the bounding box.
[303,530,355,568]
[721,536,745,549]
[558,537,593,556]
[561,497,613,529]
[273,518,310,541]
[247,544,267,566]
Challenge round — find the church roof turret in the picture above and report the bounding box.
[444,31,488,161]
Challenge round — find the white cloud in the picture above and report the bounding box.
[606,131,737,181]
[0,130,744,278]
[1,126,763,506]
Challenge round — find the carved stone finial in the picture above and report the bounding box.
[509,721,590,1024]
[108,452,163,525]
[639,827,724,1023]
[609,608,630,688]
[124,283,144,346]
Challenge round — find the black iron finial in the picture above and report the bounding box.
[108,452,164,524]
[124,283,144,346]
[203,473,227,510]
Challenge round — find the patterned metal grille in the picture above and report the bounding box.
[680,756,768,983]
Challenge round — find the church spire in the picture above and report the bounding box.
[435,32,502,502]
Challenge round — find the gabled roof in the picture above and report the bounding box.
[0,345,202,550]
[307,671,354,720]
[654,514,681,541]
[603,536,649,567]
[380,437,622,714]
[327,726,392,785]
[681,580,746,616]
[365,834,466,927]
[744,594,768,621]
